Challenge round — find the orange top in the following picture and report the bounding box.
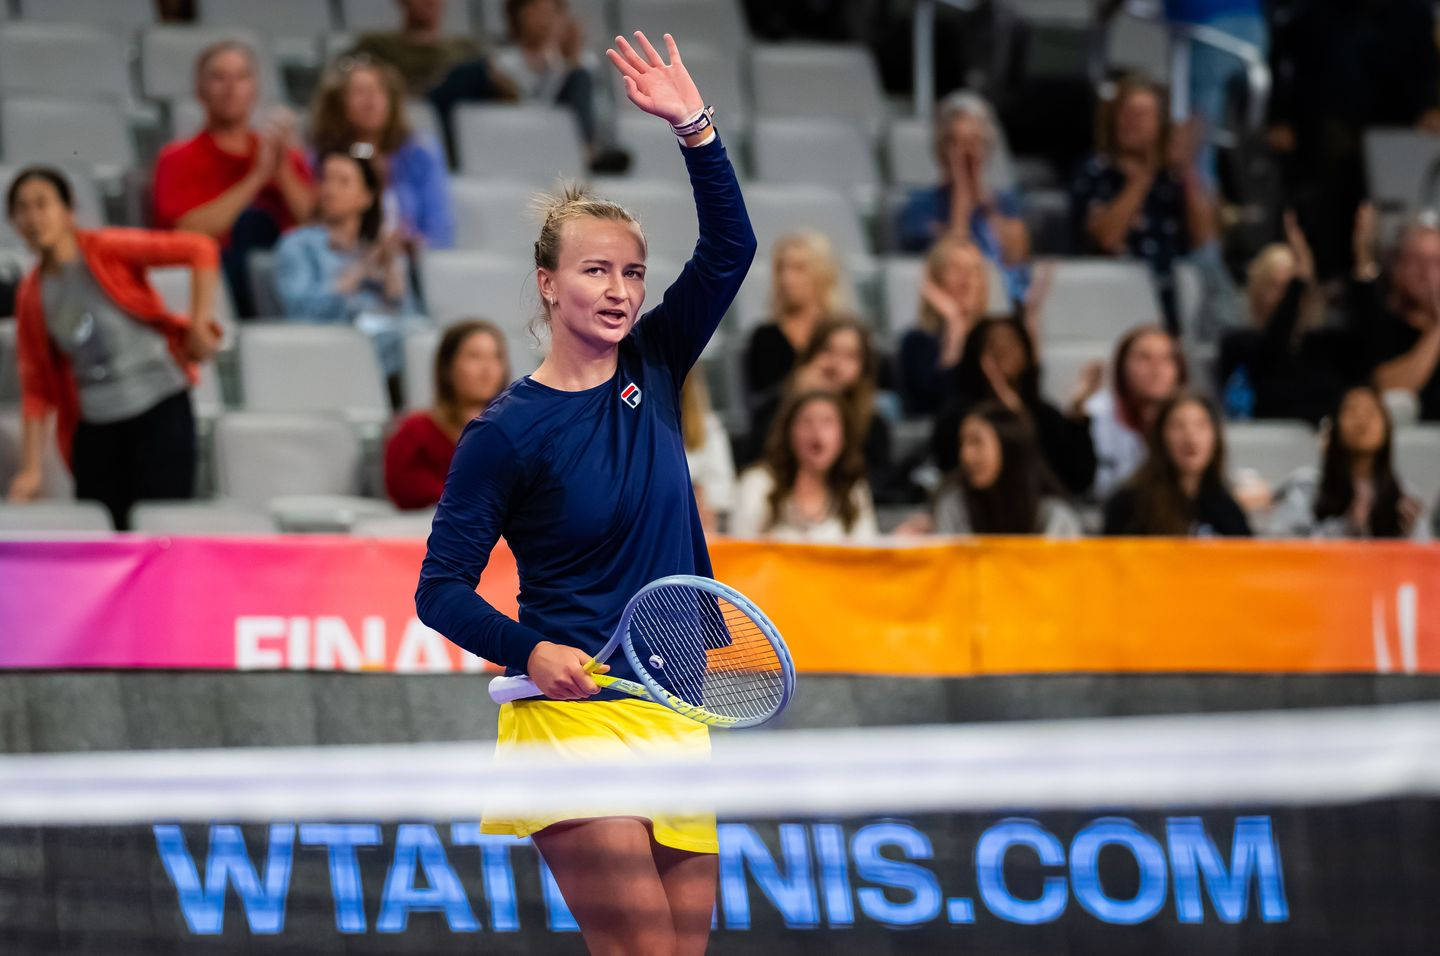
[15,228,222,466]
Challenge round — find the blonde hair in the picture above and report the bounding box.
[767,230,850,317]
[918,234,989,334]
[680,370,712,450]
[530,184,647,335]
[1245,243,1296,312]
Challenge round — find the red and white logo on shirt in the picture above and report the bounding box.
[620,382,642,409]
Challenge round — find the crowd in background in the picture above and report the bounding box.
[2,0,1438,545]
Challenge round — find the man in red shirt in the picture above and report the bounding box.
[152,41,315,317]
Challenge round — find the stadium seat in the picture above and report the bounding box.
[212,411,364,505]
[130,500,276,535]
[0,24,131,101]
[0,408,74,500]
[1394,426,1440,510]
[749,43,888,138]
[268,493,396,533]
[615,114,697,182]
[246,250,284,319]
[1363,128,1440,213]
[0,501,111,534]
[1224,421,1319,487]
[742,182,869,260]
[196,0,332,38]
[751,118,881,212]
[616,0,749,57]
[141,27,283,103]
[0,97,134,173]
[418,250,543,369]
[585,178,699,262]
[449,178,534,253]
[402,328,439,409]
[1104,13,1170,84]
[453,105,585,182]
[235,324,390,426]
[352,510,437,538]
[1037,259,1161,344]
[0,319,17,404]
[340,0,470,34]
[886,118,934,188]
[149,266,238,349]
[1039,340,1111,408]
[15,0,155,31]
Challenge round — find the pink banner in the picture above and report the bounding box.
[0,537,516,672]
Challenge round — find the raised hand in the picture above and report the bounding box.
[606,31,704,126]
[1282,209,1315,282]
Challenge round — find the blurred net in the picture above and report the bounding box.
[3,702,1439,825]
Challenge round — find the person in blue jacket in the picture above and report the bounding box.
[415,30,756,956]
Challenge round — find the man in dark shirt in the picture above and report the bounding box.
[1351,216,1440,420]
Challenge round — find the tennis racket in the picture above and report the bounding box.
[487,574,795,728]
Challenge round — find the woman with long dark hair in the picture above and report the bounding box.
[931,316,1097,496]
[732,389,876,541]
[1268,385,1426,538]
[384,319,511,510]
[933,401,1082,536]
[4,166,221,530]
[1103,392,1251,536]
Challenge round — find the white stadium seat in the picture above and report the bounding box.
[449,178,534,253]
[1224,421,1320,487]
[16,0,155,30]
[750,43,887,137]
[0,501,111,534]
[0,24,131,101]
[235,324,390,425]
[1363,128,1440,213]
[1038,259,1161,344]
[213,411,364,506]
[751,118,881,212]
[586,178,699,263]
[130,500,276,535]
[742,182,869,260]
[886,118,935,188]
[196,0,333,37]
[0,97,134,173]
[402,328,440,410]
[419,251,543,370]
[616,0,749,57]
[1394,426,1440,510]
[1040,340,1112,408]
[615,114,694,182]
[454,104,585,182]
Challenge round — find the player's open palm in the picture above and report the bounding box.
[606,31,704,125]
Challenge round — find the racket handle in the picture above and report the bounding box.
[488,674,544,704]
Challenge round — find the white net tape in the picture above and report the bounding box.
[3,702,1439,825]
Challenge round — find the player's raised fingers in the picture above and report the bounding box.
[633,30,665,67]
[605,47,642,82]
[663,33,682,65]
[614,35,649,73]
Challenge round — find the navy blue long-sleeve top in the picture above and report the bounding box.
[415,136,757,684]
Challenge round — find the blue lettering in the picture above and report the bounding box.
[718,823,819,929]
[975,819,1067,924]
[851,822,943,927]
[153,823,294,935]
[538,853,580,932]
[451,825,525,932]
[810,823,855,927]
[1070,817,1167,924]
[1167,816,1289,923]
[375,824,478,933]
[298,823,380,933]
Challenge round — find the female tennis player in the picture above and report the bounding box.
[415,30,755,956]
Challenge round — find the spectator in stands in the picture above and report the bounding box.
[1087,325,1187,499]
[272,150,424,401]
[311,56,456,249]
[742,231,849,416]
[1070,75,1216,332]
[1103,392,1251,536]
[153,40,315,318]
[1350,210,1440,423]
[349,0,507,99]
[1218,211,1362,423]
[5,167,221,530]
[896,92,1031,304]
[931,317,1098,497]
[1268,0,1440,278]
[731,390,877,542]
[1267,385,1426,539]
[492,0,630,173]
[385,319,509,510]
[750,317,899,502]
[681,370,736,533]
[931,401,1083,536]
[898,234,989,416]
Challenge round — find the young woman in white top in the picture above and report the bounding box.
[680,370,736,532]
[732,390,877,542]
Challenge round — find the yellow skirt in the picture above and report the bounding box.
[479,697,718,854]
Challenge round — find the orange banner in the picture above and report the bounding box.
[697,539,1440,676]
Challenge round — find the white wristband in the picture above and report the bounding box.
[680,128,717,148]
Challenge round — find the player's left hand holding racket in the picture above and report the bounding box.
[488,575,795,728]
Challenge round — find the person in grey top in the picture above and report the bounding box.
[933,401,1084,537]
[6,166,221,530]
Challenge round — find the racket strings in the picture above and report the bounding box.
[628,585,787,722]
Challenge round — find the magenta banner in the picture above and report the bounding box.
[0,537,517,673]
